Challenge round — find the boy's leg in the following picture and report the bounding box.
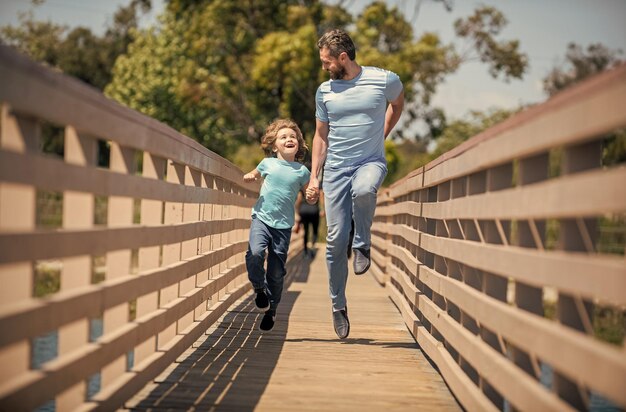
[245,217,270,290]
[265,227,291,310]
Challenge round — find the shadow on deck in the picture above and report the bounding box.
[125,247,461,411]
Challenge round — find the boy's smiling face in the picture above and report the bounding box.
[273,127,299,162]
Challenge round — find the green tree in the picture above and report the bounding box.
[386,108,517,186]
[56,27,110,89]
[251,7,322,139]
[0,0,151,90]
[543,42,624,167]
[431,108,516,159]
[351,3,527,141]
[107,1,526,161]
[383,139,400,185]
[543,42,623,97]
[0,10,65,66]
[454,6,527,80]
[390,139,430,182]
[107,0,314,157]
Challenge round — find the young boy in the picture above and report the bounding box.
[243,119,311,331]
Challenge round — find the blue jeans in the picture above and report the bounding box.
[245,216,292,311]
[323,161,387,310]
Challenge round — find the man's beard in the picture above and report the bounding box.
[329,65,347,80]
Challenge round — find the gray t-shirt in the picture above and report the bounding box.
[315,66,403,168]
[252,157,310,229]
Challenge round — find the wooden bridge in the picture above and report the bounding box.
[0,45,624,411]
[123,250,460,411]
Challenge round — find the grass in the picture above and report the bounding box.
[33,261,61,298]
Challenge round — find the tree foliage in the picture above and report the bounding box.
[0,0,151,90]
[2,0,528,165]
[105,0,527,159]
[430,108,517,159]
[383,139,400,185]
[543,42,625,167]
[454,6,527,80]
[106,1,319,156]
[543,42,623,97]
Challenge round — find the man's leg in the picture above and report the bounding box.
[347,219,355,259]
[351,162,387,273]
[323,167,353,311]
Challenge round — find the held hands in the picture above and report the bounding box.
[305,178,320,204]
[305,188,319,204]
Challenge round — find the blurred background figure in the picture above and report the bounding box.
[296,189,323,258]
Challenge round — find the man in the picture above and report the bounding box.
[306,29,404,339]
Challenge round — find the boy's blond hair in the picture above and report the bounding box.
[261,118,308,162]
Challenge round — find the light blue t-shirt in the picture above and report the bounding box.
[315,66,403,168]
[252,157,311,229]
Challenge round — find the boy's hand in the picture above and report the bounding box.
[243,173,257,182]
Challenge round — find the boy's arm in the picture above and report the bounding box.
[294,191,303,228]
[295,190,304,210]
[243,168,260,182]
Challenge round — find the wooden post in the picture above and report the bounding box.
[135,152,165,366]
[57,126,96,410]
[0,105,37,386]
[179,166,201,332]
[554,141,601,410]
[101,141,135,391]
[158,160,184,349]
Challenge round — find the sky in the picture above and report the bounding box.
[1,0,625,121]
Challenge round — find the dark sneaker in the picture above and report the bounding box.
[260,309,275,331]
[353,248,370,275]
[332,307,350,339]
[254,288,270,312]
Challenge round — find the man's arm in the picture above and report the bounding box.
[306,119,329,203]
[384,90,404,139]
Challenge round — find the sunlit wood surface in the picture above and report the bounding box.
[124,247,461,411]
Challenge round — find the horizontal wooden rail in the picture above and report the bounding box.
[375,63,626,411]
[0,45,303,411]
[0,151,257,206]
[0,219,250,263]
[0,47,245,184]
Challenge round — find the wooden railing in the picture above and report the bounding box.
[372,64,626,411]
[0,45,302,411]
[2,44,625,412]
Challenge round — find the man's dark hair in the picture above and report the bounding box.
[317,29,356,60]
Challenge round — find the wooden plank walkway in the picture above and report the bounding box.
[124,247,461,411]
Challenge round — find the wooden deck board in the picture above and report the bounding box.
[124,247,461,411]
